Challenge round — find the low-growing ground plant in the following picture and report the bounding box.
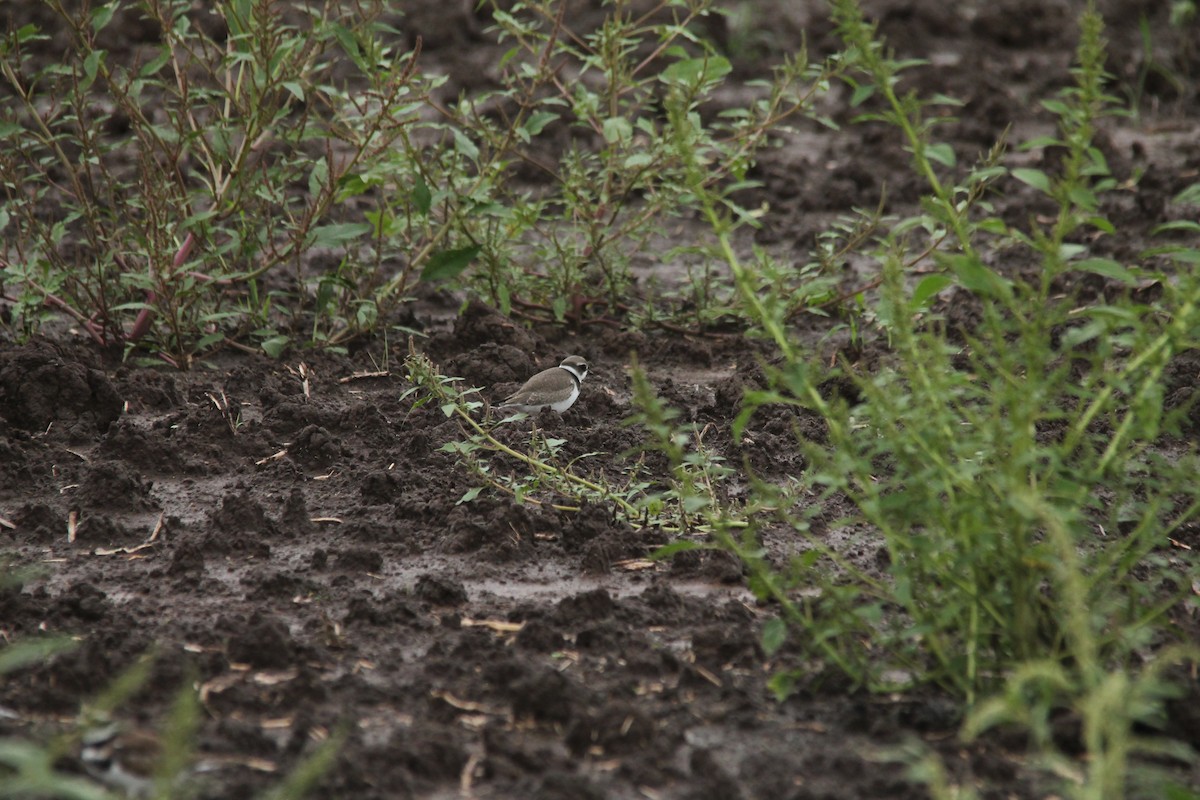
[403,346,643,517]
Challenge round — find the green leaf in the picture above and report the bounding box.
[195,332,225,351]
[109,302,158,313]
[329,23,363,68]
[1060,320,1104,349]
[412,178,432,216]
[355,300,378,329]
[1173,182,1200,205]
[925,143,956,168]
[139,48,171,78]
[929,93,964,107]
[82,50,103,88]
[308,157,329,198]
[309,222,371,249]
[850,83,876,106]
[912,274,952,308]
[1020,135,1060,150]
[659,55,731,86]
[624,152,653,169]
[453,129,479,161]
[767,671,797,701]
[1058,243,1087,261]
[1152,220,1200,235]
[1012,168,1052,193]
[498,45,520,70]
[1067,185,1098,211]
[522,110,558,137]
[0,637,75,674]
[421,245,481,282]
[938,252,1011,299]
[14,24,43,44]
[91,4,116,32]
[969,166,1008,183]
[602,116,632,144]
[457,486,483,505]
[1040,98,1070,115]
[761,618,787,656]
[260,335,289,358]
[1075,257,1136,284]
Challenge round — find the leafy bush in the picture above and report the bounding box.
[0,0,438,361]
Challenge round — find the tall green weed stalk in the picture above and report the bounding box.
[685,0,1199,794]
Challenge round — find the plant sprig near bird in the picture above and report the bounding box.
[402,348,643,519]
[402,348,745,537]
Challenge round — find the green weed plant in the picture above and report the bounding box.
[624,0,1200,795]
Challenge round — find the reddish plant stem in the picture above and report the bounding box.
[127,232,195,342]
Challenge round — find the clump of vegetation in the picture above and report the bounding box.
[0,0,447,362]
[442,0,837,325]
[624,0,1200,795]
[403,345,643,516]
[1,0,842,362]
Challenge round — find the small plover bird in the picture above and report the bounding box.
[80,720,223,797]
[498,355,589,413]
[80,722,159,798]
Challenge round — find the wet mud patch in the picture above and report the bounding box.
[0,341,122,437]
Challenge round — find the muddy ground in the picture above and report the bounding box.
[2,1,1199,798]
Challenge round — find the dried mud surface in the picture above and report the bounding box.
[3,1,1199,798]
